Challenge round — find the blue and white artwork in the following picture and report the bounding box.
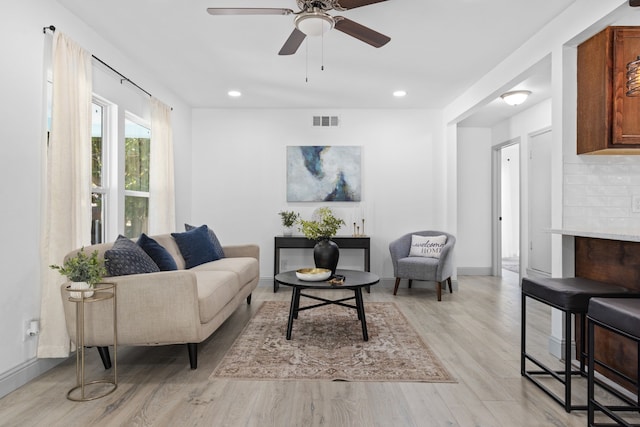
[287,146,361,202]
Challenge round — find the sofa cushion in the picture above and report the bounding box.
[192,257,259,287]
[105,235,160,277]
[193,270,240,324]
[150,234,186,270]
[172,225,221,269]
[185,223,225,259]
[137,233,178,271]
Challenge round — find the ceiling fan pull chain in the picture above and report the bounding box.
[321,31,325,71]
[305,38,309,83]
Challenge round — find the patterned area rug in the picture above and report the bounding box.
[210,301,455,382]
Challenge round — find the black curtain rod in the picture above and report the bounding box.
[43,25,154,100]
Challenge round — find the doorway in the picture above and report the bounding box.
[528,128,552,276]
[492,139,520,277]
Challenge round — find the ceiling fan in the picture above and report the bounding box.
[207,0,391,55]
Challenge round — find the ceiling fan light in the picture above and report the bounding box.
[295,12,334,37]
[500,90,531,106]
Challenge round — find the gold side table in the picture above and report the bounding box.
[65,282,117,401]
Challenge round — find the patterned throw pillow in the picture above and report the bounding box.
[105,235,160,276]
[137,233,178,271]
[185,223,225,259]
[408,235,447,259]
[172,225,220,269]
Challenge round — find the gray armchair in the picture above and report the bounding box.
[389,230,456,301]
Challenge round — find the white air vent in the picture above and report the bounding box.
[313,116,339,127]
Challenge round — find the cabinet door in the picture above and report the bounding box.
[613,28,640,146]
[577,28,613,154]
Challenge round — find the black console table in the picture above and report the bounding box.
[273,236,371,292]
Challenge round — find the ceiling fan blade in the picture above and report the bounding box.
[334,17,390,48]
[279,28,307,55]
[631,0,640,6]
[207,8,293,15]
[333,0,388,10]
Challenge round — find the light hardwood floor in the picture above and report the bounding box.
[0,272,594,426]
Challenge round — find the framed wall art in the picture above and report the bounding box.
[287,146,361,202]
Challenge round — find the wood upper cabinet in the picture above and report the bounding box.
[577,27,640,154]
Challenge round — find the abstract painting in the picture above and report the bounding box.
[287,146,361,202]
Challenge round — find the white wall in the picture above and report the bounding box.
[0,0,192,397]
[191,109,444,281]
[456,127,493,274]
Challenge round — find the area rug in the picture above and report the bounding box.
[210,301,455,382]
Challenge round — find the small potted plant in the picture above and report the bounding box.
[50,248,107,298]
[299,207,345,274]
[278,210,300,236]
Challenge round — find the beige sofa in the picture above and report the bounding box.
[60,233,259,369]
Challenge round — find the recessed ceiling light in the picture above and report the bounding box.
[228,90,242,97]
[393,90,407,97]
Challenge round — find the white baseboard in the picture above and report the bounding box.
[548,335,574,360]
[0,357,65,399]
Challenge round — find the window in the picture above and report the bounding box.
[89,97,151,242]
[124,117,150,238]
[91,102,106,244]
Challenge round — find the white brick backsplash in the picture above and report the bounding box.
[585,186,629,196]
[564,157,640,235]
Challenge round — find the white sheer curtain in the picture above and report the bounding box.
[38,32,92,358]
[149,97,176,234]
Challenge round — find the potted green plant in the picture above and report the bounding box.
[278,210,300,236]
[50,248,107,298]
[299,207,345,274]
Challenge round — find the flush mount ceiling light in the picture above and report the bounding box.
[393,90,407,97]
[294,11,335,36]
[228,90,242,97]
[500,90,531,106]
[627,55,640,96]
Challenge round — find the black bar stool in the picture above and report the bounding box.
[587,298,640,427]
[521,277,631,412]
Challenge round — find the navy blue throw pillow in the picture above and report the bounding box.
[105,235,160,277]
[185,223,225,259]
[137,233,178,271]
[172,225,219,269]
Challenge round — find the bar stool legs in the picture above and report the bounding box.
[521,292,587,412]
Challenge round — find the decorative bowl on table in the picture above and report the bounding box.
[295,268,332,281]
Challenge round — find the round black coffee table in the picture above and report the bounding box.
[274,269,380,341]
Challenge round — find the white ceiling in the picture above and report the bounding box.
[57,0,576,114]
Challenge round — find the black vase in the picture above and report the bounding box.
[314,239,340,275]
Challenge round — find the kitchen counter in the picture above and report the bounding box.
[550,229,640,243]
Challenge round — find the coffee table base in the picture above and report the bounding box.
[287,287,369,341]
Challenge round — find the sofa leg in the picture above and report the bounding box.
[187,343,198,369]
[447,277,453,293]
[437,282,442,301]
[408,279,413,289]
[393,278,401,295]
[97,346,112,369]
[246,294,252,305]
